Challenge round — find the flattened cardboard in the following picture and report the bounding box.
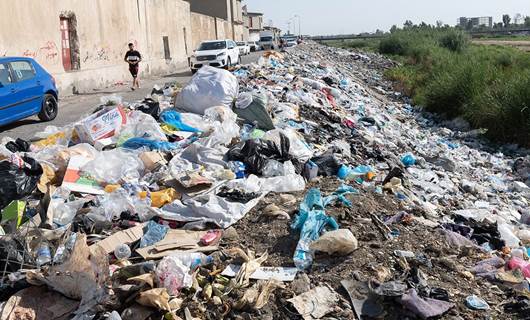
[135,229,218,259]
[90,223,145,254]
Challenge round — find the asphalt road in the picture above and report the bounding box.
[0,51,261,140]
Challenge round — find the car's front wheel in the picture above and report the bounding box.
[38,94,58,122]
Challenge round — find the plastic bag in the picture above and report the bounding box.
[122,138,177,151]
[201,107,240,148]
[226,132,293,175]
[291,188,339,270]
[175,66,239,115]
[81,149,144,185]
[160,110,200,132]
[263,128,313,163]
[118,111,167,143]
[140,221,169,248]
[262,160,296,177]
[0,157,43,209]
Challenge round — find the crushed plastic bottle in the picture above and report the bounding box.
[114,244,132,260]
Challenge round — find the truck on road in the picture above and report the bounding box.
[258,31,277,50]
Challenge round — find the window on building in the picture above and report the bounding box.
[60,14,80,71]
[163,36,171,60]
[10,61,36,82]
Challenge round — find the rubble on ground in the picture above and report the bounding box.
[0,42,529,320]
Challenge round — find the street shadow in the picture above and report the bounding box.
[163,71,192,78]
[0,118,39,132]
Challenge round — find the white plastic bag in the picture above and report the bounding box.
[175,66,239,115]
[81,149,144,184]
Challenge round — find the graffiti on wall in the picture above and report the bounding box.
[38,41,60,63]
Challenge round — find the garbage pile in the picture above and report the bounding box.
[0,43,529,320]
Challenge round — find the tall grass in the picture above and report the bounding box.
[379,28,530,145]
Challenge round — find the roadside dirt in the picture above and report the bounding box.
[472,39,530,52]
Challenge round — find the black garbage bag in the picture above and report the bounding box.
[5,138,31,153]
[137,98,161,120]
[226,133,292,175]
[310,154,341,176]
[0,157,43,210]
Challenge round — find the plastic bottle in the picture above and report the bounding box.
[35,241,52,267]
[114,244,132,260]
[169,252,213,270]
[53,233,77,264]
[337,165,373,182]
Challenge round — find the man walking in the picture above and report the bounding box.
[124,43,142,90]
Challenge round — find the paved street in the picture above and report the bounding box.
[0,51,261,140]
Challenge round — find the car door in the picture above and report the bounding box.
[230,41,239,63]
[9,60,43,117]
[0,62,18,125]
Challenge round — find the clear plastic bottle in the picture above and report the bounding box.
[53,233,77,264]
[293,238,313,270]
[170,252,213,269]
[35,241,52,267]
[114,244,132,260]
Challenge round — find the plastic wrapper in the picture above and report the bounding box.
[81,149,144,185]
[263,128,313,163]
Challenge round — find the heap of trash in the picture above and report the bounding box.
[0,43,529,320]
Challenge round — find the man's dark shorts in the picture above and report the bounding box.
[129,65,139,78]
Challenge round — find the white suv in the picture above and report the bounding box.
[191,40,240,74]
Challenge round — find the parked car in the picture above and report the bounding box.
[236,42,250,55]
[247,41,259,52]
[190,40,240,74]
[0,57,58,127]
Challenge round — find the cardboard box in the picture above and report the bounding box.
[74,106,127,144]
[139,152,167,171]
[62,155,105,195]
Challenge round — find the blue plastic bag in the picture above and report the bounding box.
[140,220,169,248]
[160,110,200,132]
[291,188,339,270]
[122,138,177,151]
[401,154,416,167]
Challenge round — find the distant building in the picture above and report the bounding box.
[185,0,247,48]
[245,10,264,41]
[458,16,493,29]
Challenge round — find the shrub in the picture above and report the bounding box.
[439,30,469,52]
[379,35,408,55]
[496,52,514,68]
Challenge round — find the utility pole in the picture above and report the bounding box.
[294,15,301,37]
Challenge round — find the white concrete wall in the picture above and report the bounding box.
[0,0,192,95]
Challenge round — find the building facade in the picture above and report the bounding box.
[0,0,193,95]
[458,16,493,29]
[185,0,248,49]
[245,11,264,42]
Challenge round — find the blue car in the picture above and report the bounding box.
[0,57,59,127]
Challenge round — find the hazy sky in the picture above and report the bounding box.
[244,0,530,35]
